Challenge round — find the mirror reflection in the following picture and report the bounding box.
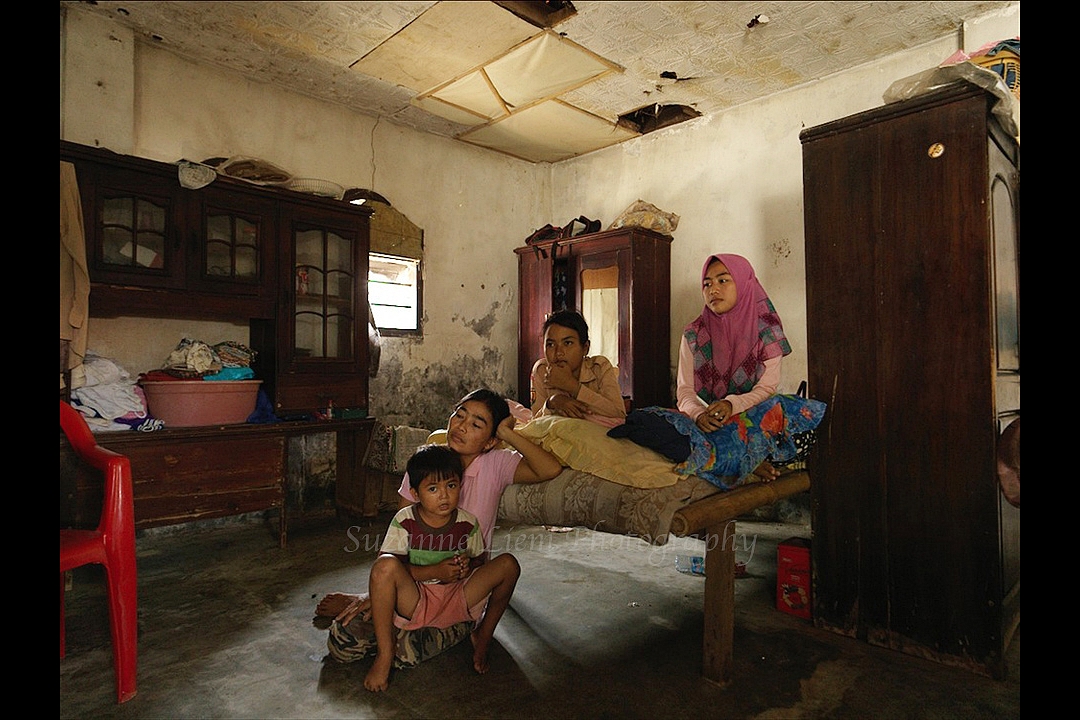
[580,266,618,368]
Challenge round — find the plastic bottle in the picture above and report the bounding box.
[674,554,705,576]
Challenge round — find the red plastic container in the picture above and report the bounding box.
[141,380,261,427]
[777,537,812,620]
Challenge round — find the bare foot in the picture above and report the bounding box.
[315,592,359,618]
[470,629,490,674]
[363,652,392,692]
[315,595,371,621]
[752,460,779,482]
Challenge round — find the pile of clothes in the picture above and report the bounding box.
[140,338,256,382]
[69,352,163,432]
[69,339,260,432]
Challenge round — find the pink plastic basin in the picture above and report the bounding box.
[141,380,262,427]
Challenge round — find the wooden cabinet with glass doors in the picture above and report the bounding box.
[74,152,186,291]
[61,140,378,532]
[62,139,372,415]
[62,141,277,320]
[186,185,276,303]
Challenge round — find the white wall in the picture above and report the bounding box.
[60,3,1018,428]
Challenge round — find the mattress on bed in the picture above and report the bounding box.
[497,467,723,545]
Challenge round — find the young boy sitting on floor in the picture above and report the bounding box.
[357,443,521,692]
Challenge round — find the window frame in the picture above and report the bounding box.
[368,251,422,337]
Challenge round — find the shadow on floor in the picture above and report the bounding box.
[60,512,1019,719]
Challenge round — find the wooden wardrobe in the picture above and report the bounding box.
[515,227,672,410]
[801,82,1020,677]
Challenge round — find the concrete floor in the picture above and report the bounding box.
[60,511,1020,719]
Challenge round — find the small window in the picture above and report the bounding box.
[369,253,421,334]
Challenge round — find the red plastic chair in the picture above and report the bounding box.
[60,399,138,703]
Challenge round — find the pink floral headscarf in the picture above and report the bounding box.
[684,254,791,401]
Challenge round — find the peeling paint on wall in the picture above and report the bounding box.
[453,284,513,339]
[457,302,500,339]
[768,237,793,264]
[369,343,512,431]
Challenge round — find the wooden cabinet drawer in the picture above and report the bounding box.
[121,435,285,527]
[274,376,366,415]
[62,431,285,531]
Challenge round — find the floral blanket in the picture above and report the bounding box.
[634,396,826,489]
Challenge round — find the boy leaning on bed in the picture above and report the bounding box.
[317,443,521,692]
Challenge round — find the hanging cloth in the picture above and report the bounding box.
[60,160,90,392]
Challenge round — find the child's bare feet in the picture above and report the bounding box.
[470,629,491,674]
[364,652,393,692]
[752,460,779,482]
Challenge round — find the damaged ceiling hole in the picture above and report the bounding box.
[493,1,578,29]
[618,104,701,135]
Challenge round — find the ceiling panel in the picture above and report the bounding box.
[350,1,536,92]
[61,1,1019,163]
[459,99,639,163]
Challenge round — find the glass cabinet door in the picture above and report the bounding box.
[101,195,167,270]
[274,202,369,414]
[87,167,185,289]
[293,226,357,362]
[206,212,259,281]
[192,190,276,298]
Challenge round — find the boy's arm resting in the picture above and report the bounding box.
[497,416,563,484]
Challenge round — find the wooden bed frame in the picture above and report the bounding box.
[669,469,811,687]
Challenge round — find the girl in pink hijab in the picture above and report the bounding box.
[676,254,791,476]
[611,253,822,486]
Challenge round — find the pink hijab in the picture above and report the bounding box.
[685,254,790,401]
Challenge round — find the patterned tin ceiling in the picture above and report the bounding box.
[60,1,1018,162]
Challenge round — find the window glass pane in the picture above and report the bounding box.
[369,253,420,331]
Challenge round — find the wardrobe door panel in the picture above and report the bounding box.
[802,83,1019,677]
